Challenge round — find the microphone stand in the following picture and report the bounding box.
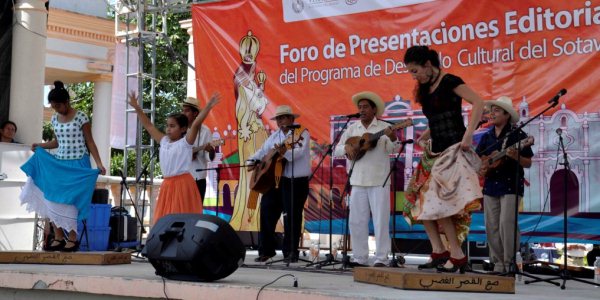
[288,127,296,267]
[381,140,410,268]
[114,169,135,252]
[306,116,354,268]
[114,149,157,252]
[525,130,600,288]
[131,149,158,253]
[338,158,358,270]
[477,96,561,283]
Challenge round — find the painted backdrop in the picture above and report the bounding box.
[192,0,600,243]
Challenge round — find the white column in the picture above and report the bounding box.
[180,20,196,98]
[186,36,196,98]
[93,79,113,174]
[9,0,48,144]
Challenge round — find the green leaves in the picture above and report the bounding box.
[110,148,162,178]
[69,82,95,122]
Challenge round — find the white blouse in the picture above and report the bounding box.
[159,136,193,178]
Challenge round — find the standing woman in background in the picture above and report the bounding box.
[403,45,484,273]
[20,81,106,252]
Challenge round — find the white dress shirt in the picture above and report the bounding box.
[189,124,212,180]
[249,127,312,178]
[333,119,400,186]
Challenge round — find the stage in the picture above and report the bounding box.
[0,252,597,300]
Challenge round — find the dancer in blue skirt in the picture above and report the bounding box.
[20,81,106,252]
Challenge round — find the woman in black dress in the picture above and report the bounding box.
[404,45,484,273]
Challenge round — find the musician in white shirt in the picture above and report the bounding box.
[334,91,400,268]
[181,97,215,201]
[248,105,311,263]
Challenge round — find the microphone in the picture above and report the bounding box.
[548,88,567,104]
[556,128,562,136]
[339,113,361,118]
[284,124,302,129]
[401,139,414,145]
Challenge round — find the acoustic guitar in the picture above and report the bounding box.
[480,136,534,176]
[249,128,306,193]
[344,119,413,161]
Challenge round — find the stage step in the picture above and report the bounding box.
[0,251,131,265]
[353,267,515,293]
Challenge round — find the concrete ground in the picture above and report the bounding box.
[0,251,598,300]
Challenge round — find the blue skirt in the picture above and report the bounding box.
[20,147,99,229]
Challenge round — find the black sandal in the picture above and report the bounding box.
[42,233,55,251]
[45,239,66,251]
[61,239,80,252]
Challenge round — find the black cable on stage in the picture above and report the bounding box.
[256,274,298,300]
[161,276,170,300]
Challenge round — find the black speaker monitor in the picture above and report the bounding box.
[142,214,245,282]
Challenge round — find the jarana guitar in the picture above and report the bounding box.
[344,118,413,161]
[480,136,534,176]
[193,138,224,161]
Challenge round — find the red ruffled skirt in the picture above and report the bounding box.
[154,173,202,223]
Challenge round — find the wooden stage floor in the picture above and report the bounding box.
[0,251,597,300]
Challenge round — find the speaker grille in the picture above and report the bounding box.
[143,214,246,282]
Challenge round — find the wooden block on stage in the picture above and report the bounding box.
[0,251,131,265]
[353,267,514,293]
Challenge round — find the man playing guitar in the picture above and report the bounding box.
[334,91,403,268]
[475,96,534,274]
[247,105,311,263]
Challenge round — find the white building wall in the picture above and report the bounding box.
[49,0,109,18]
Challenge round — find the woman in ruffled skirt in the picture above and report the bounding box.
[20,81,106,252]
[403,46,484,273]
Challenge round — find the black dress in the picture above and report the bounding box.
[421,74,466,153]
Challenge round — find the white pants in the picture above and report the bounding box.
[349,185,391,265]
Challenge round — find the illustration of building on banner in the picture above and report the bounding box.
[519,99,600,214]
[202,127,235,218]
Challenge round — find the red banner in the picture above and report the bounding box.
[192,0,600,237]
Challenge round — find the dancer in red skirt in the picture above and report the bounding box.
[128,91,220,223]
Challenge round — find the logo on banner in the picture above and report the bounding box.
[283,0,435,22]
[292,0,304,13]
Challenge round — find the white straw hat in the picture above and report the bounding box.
[352,91,385,117]
[485,96,519,124]
[270,105,300,120]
